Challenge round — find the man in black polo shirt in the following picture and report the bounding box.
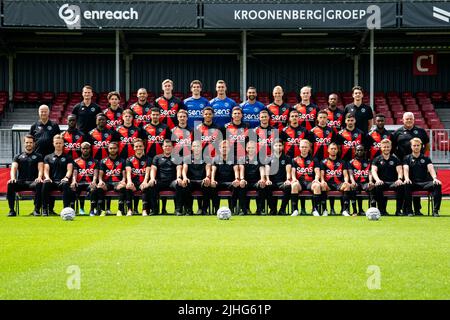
[343,86,374,135]
[72,85,102,135]
[371,139,404,216]
[392,111,430,215]
[7,135,44,216]
[29,104,61,157]
[403,138,441,217]
[42,134,74,216]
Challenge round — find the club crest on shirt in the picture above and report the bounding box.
[361,108,366,113]
[91,107,96,112]
[420,159,425,164]
[389,161,394,165]
[61,158,66,162]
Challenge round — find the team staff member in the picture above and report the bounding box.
[72,85,102,135]
[7,135,44,217]
[116,109,143,160]
[104,91,124,130]
[97,142,127,216]
[62,114,86,160]
[155,79,185,130]
[366,114,393,160]
[403,138,441,217]
[148,140,184,215]
[265,139,292,216]
[294,86,319,131]
[184,80,210,129]
[267,85,291,130]
[337,113,366,162]
[348,145,374,216]
[371,139,404,216]
[280,109,309,159]
[131,88,153,128]
[181,140,212,215]
[319,142,351,217]
[70,142,98,216]
[343,86,374,135]
[309,110,338,161]
[88,113,120,161]
[239,141,266,215]
[143,107,171,158]
[291,140,322,217]
[194,106,221,160]
[326,93,344,131]
[125,139,152,216]
[240,86,266,129]
[29,104,61,157]
[210,80,236,128]
[210,141,241,215]
[42,134,74,216]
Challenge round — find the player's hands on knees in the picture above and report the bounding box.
[394,178,403,187]
[182,178,190,187]
[232,179,240,188]
[239,179,247,188]
[258,179,265,188]
[210,179,217,188]
[148,179,157,187]
[202,177,210,187]
[126,181,136,191]
[265,179,272,186]
[7,179,16,184]
[404,178,412,185]
[374,179,384,186]
[70,182,77,191]
[433,178,442,185]
[89,182,97,190]
[284,179,291,186]
[35,177,43,183]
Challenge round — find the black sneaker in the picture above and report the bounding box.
[330,209,337,216]
[407,212,415,217]
[175,210,184,216]
[161,208,168,215]
[278,210,287,216]
[185,209,193,216]
[31,210,40,216]
[42,210,49,217]
[8,211,17,217]
[239,211,247,216]
[414,211,424,216]
[395,211,403,216]
[433,211,440,217]
[300,209,307,216]
[49,210,58,216]
[195,209,203,215]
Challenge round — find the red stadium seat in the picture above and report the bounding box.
[26,91,40,103]
[421,104,435,112]
[387,91,399,98]
[13,91,26,103]
[402,91,413,99]
[431,92,443,103]
[393,111,404,119]
[41,91,55,103]
[415,91,429,99]
[405,104,419,112]
[374,91,385,99]
[445,92,450,102]
[384,117,394,125]
[390,104,404,112]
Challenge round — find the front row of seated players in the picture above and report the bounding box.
[7,134,442,217]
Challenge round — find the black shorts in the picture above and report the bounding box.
[157,180,178,191]
[353,183,371,192]
[327,182,344,191]
[105,182,124,191]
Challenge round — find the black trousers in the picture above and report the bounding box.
[74,184,98,211]
[404,181,442,213]
[211,182,244,214]
[149,180,183,213]
[97,183,126,212]
[7,180,42,212]
[184,180,211,212]
[42,180,73,210]
[266,182,291,213]
[374,182,404,214]
[241,181,265,213]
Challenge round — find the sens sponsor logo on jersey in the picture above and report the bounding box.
[94,140,110,148]
[271,114,287,121]
[106,169,121,176]
[78,168,95,176]
[326,169,343,176]
[296,167,313,175]
[131,168,146,175]
[175,138,192,146]
[315,137,331,144]
[343,140,361,147]
[215,109,231,116]
[243,114,259,121]
[258,137,273,145]
[201,135,217,143]
[353,169,369,177]
[135,114,151,121]
[147,135,165,143]
[65,142,81,149]
[160,109,177,117]
[188,109,203,117]
[120,136,135,144]
[229,134,246,142]
[299,113,315,120]
[287,137,302,144]
[108,119,122,127]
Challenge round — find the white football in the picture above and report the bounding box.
[217,206,232,220]
[60,207,76,221]
[365,207,381,221]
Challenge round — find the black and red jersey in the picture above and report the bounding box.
[142,122,171,158]
[115,125,143,160]
[223,122,249,160]
[99,156,125,183]
[321,157,347,185]
[155,96,185,129]
[292,155,319,182]
[337,128,366,162]
[309,125,338,161]
[194,122,221,159]
[62,129,85,160]
[126,154,152,185]
[104,107,124,130]
[73,157,97,184]
[326,107,344,131]
[281,125,309,158]
[348,158,371,184]
[294,103,319,131]
[88,128,120,161]
[171,126,193,159]
[267,102,291,130]
[367,128,393,160]
[251,125,279,160]
[130,102,152,128]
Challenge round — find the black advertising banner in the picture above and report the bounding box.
[403,2,450,28]
[3,1,197,29]
[204,2,397,29]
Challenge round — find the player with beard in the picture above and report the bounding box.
[97,142,127,216]
[223,106,249,161]
[267,86,291,130]
[251,109,278,162]
[325,93,344,131]
[88,113,120,161]
[70,142,98,216]
[142,107,171,158]
[104,91,123,130]
[62,114,86,160]
[294,86,319,131]
[240,86,266,129]
[130,88,153,128]
[171,109,193,161]
[155,79,185,130]
[309,110,338,161]
[291,140,321,216]
[280,109,309,159]
[194,106,221,160]
[337,113,366,162]
[319,142,351,216]
[366,114,393,160]
[348,144,375,216]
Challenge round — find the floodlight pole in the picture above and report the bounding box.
[115,30,120,92]
[241,30,247,102]
[369,29,374,111]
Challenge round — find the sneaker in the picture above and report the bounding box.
[414,211,424,216]
[195,209,203,215]
[8,211,17,217]
[79,208,86,216]
[106,210,112,216]
[322,210,328,217]
[116,210,123,217]
[90,211,97,216]
[49,210,57,216]
[407,212,415,217]
[133,210,139,216]
[342,210,350,217]
[142,210,148,217]
[330,209,337,216]
[358,211,365,216]
[278,210,287,216]
[291,210,299,217]
[42,210,49,217]
[31,210,40,216]
[433,211,440,217]
[185,209,194,216]
[300,208,307,216]
[126,211,133,216]
[312,210,321,217]
[161,208,168,215]
[100,211,106,217]
[175,210,184,216]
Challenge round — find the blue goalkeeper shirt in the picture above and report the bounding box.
[184,96,210,129]
[209,97,236,129]
[240,100,266,128]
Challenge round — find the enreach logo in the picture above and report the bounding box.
[58,3,139,29]
[433,6,450,23]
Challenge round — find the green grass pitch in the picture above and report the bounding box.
[1,199,449,300]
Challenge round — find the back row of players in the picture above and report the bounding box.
[6,80,441,216]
